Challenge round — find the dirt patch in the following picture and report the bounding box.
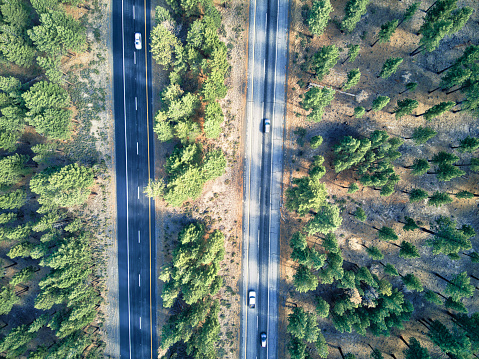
[151,0,249,358]
[280,0,479,357]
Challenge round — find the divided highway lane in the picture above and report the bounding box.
[113,0,156,358]
[241,0,288,355]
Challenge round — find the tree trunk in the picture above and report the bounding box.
[371,38,379,47]
[338,346,345,359]
[342,56,351,65]
[437,63,455,75]
[399,335,410,347]
[425,1,437,13]
[415,112,425,117]
[433,272,452,285]
[428,87,440,94]
[399,89,409,95]
[446,86,465,95]
[410,45,424,56]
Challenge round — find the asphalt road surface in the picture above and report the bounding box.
[113,0,157,358]
[241,0,288,356]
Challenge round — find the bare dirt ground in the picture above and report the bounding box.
[280,0,479,357]
[151,0,249,358]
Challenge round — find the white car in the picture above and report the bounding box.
[260,332,267,347]
[263,118,270,133]
[135,33,142,50]
[248,290,256,308]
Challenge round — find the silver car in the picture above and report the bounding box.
[135,33,142,50]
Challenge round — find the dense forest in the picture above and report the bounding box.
[284,0,479,357]
[0,0,109,357]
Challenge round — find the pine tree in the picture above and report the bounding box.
[316,296,330,318]
[27,10,86,56]
[287,307,309,339]
[454,136,479,153]
[419,101,455,121]
[311,45,339,80]
[343,44,360,64]
[343,69,361,90]
[433,163,465,182]
[305,204,342,235]
[384,263,399,276]
[371,20,398,47]
[348,183,359,193]
[445,297,468,313]
[286,171,327,215]
[403,216,419,231]
[427,319,472,357]
[408,188,428,202]
[437,44,479,74]
[370,95,390,112]
[301,86,336,122]
[444,271,475,301]
[308,0,333,36]
[0,154,29,190]
[424,290,443,305]
[376,226,398,241]
[340,0,370,33]
[310,135,323,149]
[450,313,479,349]
[353,207,366,221]
[399,241,420,259]
[378,57,403,79]
[427,216,473,257]
[428,191,453,207]
[30,163,95,210]
[448,7,473,34]
[0,285,19,315]
[411,126,437,144]
[316,330,329,358]
[394,99,418,119]
[400,4,419,23]
[294,264,319,292]
[400,82,418,94]
[365,245,384,260]
[404,337,430,359]
[0,189,27,210]
[353,106,366,118]
[402,273,423,292]
[371,348,384,359]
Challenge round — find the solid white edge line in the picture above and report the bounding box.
[139,274,141,287]
[244,0,257,354]
[138,230,141,243]
[139,317,142,330]
[133,5,135,19]
[121,0,132,356]
[267,0,281,357]
[138,187,140,199]
[135,96,138,110]
[134,51,136,64]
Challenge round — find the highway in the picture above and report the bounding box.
[113,0,157,358]
[241,0,288,355]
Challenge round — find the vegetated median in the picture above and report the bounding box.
[147,0,247,356]
[0,0,114,357]
[283,0,478,357]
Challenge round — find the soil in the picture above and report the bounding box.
[280,0,479,358]
[151,1,249,358]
